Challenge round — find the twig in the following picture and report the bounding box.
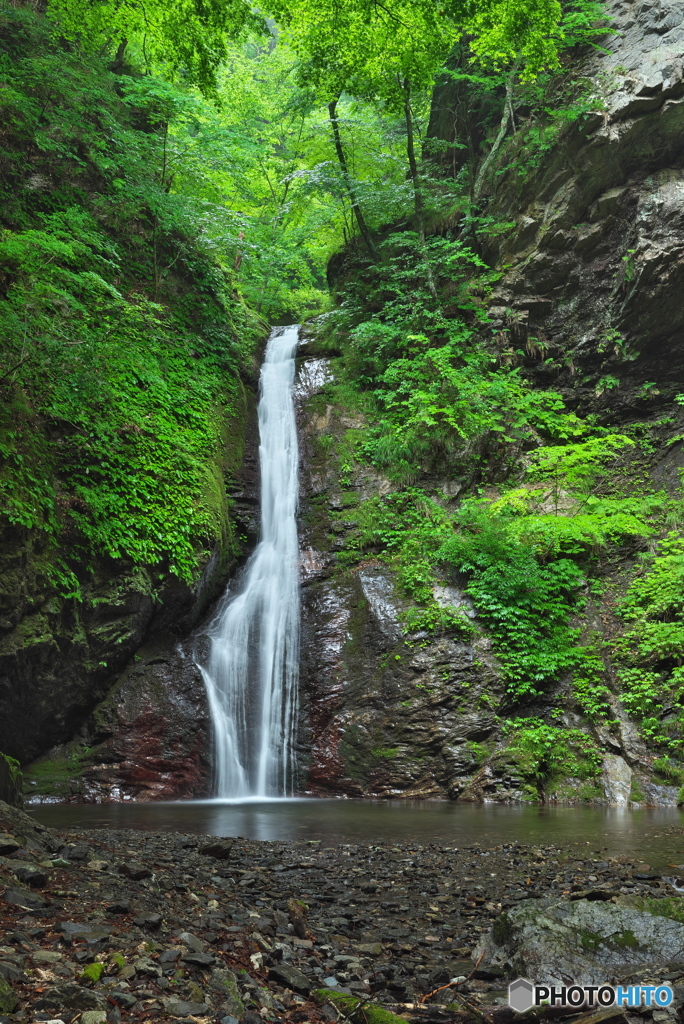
[421,949,485,1004]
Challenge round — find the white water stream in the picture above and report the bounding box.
[200,326,300,797]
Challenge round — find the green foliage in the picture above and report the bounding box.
[612,534,684,751]
[0,4,263,591]
[504,718,602,783]
[438,512,585,697]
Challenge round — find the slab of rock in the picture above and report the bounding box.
[268,963,313,994]
[0,977,18,1013]
[117,860,152,880]
[480,897,684,984]
[59,922,113,944]
[209,968,244,1017]
[3,885,48,910]
[163,996,211,1016]
[0,833,20,856]
[33,982,107,1010]
[199,841,234,860]
[13,863,48,887]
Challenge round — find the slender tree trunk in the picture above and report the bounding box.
[328,97,377,259]
[473,68,517,200]
[111,37,128,72]
[402,79,438,300]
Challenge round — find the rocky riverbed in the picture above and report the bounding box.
[2,800,684,1024]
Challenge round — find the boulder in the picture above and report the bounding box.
[480,897,684,984]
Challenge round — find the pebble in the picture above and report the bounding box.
[2,805,683,1023]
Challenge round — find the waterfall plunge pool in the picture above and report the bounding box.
[29,799,684,869]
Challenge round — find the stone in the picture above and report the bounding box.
[117,861,152,880]
[178,930,205,952]
[481,897,684,984]
[13,863,48,887]
[33,982,108,1011]
[59,921,113,943]
[80,1013,107,1024]
[3,885,48,910]
[109,991,137,1009]
[163,996,211,1016]
[268,963,313,995]
[0,979,18,1014]
[209,968,244,1017]
[107,899,132,914]
[0,834,20,856]
[133,912,162,929]
[199,841,234,860]
[0,961,22,982]
[31,950,64,964]
[59,844,90,862]
[181,951,216,967]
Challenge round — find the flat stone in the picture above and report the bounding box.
[181,951,216,967]
[107,899,132,914]
[3,886,48,910]
[268,963,313,995]
[0,835,20,856]
[33,982,107,1010]
[355,942,383,955]
[109,991,137,1009]
[59,921,113,944]
[163,997,211,1016]
[199,841,234,860]
[178,931,205,952]
[31,950,64,964]
[80,1013,107,1024]
[134,912,162,929]
[13,864,48,888]
[0,961,22,982]
[117,861,152,880]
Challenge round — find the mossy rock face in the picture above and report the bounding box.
[0,753,22,808]
[481,897,684,984]
[0,977,19,1013]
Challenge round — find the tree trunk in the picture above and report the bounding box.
[328,98,377,259]
[402,79,437,299]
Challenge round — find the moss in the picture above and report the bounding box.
[314,991,408,1023]
[579,929,601,952]
[618,896,684,924]
[371,747,401,759]
[630,778,645,802]
[80,962,105,984]
[0,978,19,1013]
[0,752,23,807]
[23,744,91,798]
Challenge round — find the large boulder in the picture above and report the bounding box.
[479,897,684,984]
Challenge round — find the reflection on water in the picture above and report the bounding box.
[28,799,684,867]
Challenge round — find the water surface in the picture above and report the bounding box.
[29,799,684,869]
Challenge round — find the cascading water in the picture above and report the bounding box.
[199,325,300,798]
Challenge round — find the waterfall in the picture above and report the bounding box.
[200,325,300,798]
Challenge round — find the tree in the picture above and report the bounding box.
[46,0,257,92]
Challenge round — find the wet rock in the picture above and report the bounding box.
[163,996,211,1016]
[117,860,152,880]
[209,968,245,1017]
[106,899,132,914]
[33,981,108,1010]
[59,922,113,944]
[480,896,684,983]
[0,979,18,1014]
[133,911,162,929]
[199,840,234,860]
[181,951,216,968]
[3,885,48,910]
[0,834,20,856]
[13,863,48,887]
[269,963,314,994]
